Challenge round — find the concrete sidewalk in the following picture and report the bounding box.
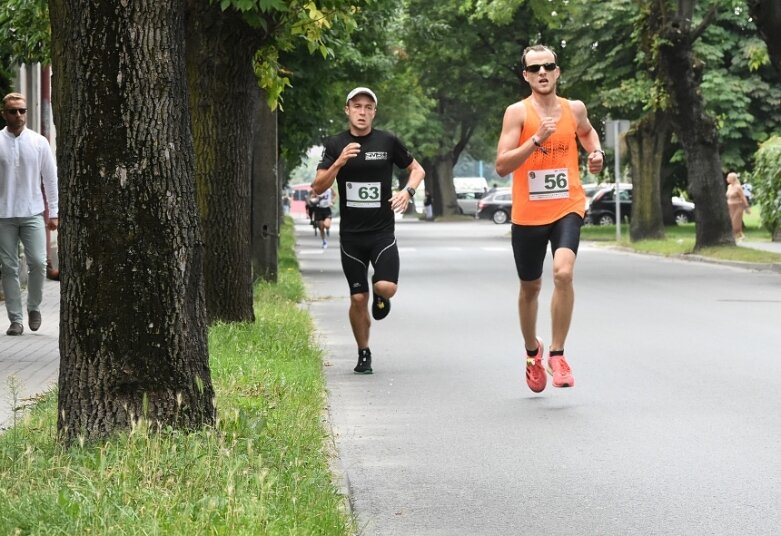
[0,279,60,430]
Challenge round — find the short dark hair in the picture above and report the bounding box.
[521,45,558,68]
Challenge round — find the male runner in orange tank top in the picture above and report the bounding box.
[495,45,605,392]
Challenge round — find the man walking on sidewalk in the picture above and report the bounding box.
[0,92,59,336]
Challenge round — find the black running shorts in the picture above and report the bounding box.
[511,212,583,281]
[340,233,399,294]
[313,207,332,223]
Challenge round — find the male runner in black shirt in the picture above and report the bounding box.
[312,87,425,374]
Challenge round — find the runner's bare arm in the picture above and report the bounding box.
[389,158,426,213]
[495,103,536,177]
[571,100,604,174]
[312,142,362,194]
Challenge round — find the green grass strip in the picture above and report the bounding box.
[0,218,353,535]
[581,222,781,263]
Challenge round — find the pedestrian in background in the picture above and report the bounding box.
[725,171,750,240]
[312,186,335,248]
[0,92,59,336]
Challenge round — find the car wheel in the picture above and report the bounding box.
[674,212,691,224]
[492,209,508,224]
[597,213,615,226]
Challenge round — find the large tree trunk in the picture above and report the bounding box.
[748,0,781,76]
[422,153,460,218]
[653,0,733,249]
[49,0,214,444]
[252,89,279,283]
[185,0,261,322]
[626,111,669,241]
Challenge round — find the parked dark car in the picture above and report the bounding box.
[584,185,696,225]
[477,188,512,224]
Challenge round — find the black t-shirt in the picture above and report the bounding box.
[317,129,414,236]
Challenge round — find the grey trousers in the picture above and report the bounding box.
[0,214,47,324]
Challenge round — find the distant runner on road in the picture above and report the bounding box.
[312,87,425,374]
[495,45,605,391]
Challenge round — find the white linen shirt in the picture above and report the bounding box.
[0,127,58,218]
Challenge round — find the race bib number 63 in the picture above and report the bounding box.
[528,168,570,200]
[346,181,382,208]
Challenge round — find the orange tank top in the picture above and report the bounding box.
[511,97,585,225]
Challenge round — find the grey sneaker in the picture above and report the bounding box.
[6,322,23,336]
[28,310,42,331]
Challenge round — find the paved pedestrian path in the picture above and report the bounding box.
[0,279,60,430]
[740,239,781,255]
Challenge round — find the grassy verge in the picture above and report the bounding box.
[0,218,353,535]
[581,212,781,264]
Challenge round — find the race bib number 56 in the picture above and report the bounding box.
[346,181,382,208]
[528,168,570,200]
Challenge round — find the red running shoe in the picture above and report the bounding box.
[548,355,575,388]
[525,337,546,393]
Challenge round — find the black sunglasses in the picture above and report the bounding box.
[4,108,27,115]
[525,63,557,73]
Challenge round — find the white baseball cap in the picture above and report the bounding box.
[345,87,378,105]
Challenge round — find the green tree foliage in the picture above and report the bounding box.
[277,0,397,176]
[0,0,50,122]
[0,0,50,64]
[565,0,781,178]
[395,0,555,215]
[243,0,361,107]
[753,136,781,239]
[747,0,781,75]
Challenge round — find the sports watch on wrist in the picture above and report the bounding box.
[593,149,606,160]
[405,186,416,197]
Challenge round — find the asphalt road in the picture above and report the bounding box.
[298,217,781,536]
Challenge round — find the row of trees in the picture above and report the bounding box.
[0,0,779,442]
[2,0,367,443]
[277,0,780,248]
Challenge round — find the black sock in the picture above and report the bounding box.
[550,350,564,357]
[526,346,540,357]
[359,348,371,357]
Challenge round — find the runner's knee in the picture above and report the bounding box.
[373,280,397,299]
[350,292,370,308]
[520,279,542,300]
[553,265,573,288]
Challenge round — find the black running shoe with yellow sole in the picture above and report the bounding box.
[371,294,391,320]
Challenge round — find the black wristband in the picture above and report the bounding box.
[533,136,542,147]
[405,186,416,197]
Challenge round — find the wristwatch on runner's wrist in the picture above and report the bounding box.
[405,186,416,197]
[593,149,606,160]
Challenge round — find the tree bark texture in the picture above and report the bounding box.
[748,0,781,77]
[252,89,279,283]
[626,111,669,241]
[185,0,263,322]
[422,154,459,218]
[653,0,733,249]
[48,0,214,443]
